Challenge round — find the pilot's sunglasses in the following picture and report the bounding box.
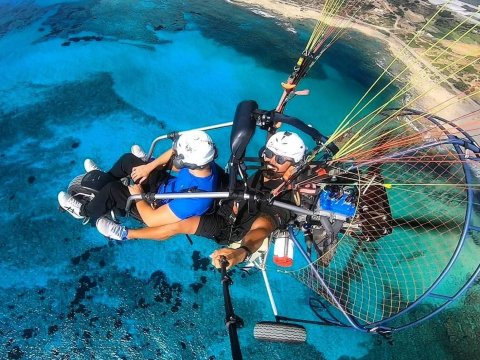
[263,148,294,165]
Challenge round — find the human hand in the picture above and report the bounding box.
[210,247,247,270]
[128,184,143,196]
[131,164,152,184]
[283,165,296,181]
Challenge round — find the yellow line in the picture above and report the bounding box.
[338,58,478,156]
[334,60,479,159]
[330,0,461,138]
[328,16,479,145]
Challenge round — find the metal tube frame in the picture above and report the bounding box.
[261,268,279,318]
[362,110,480,331]
[126,191,315,215]
[264,109,479,334]
[288,226,367,332]
[312,109,480,333]
[122,109,479,334]
[144,121,234,160]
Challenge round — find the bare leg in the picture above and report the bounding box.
[127,216,201,241]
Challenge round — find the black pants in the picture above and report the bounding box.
[81,153,165,219]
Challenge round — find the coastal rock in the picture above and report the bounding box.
[445,306,480,358]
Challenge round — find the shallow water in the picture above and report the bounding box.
[0,0,479,359]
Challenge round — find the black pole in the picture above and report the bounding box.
[220,257,244,360]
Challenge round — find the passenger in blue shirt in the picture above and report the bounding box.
[154,166,218,220]
[58,130,218,229]
[95,131,306,270]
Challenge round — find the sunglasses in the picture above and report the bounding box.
[263,148,294,165]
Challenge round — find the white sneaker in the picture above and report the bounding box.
[84,159,101,173]
[131,144,148,162]
[96,217,128,241]
[58,191,84,219]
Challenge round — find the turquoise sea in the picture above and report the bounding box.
[0,0,479,359]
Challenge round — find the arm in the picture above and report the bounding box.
[128,183,181,227]
[135,200,181,227]
[131,148,174,183]
[127,216,201,240]
[211,214,276,269]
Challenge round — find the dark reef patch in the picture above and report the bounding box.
[191,251,211,271]
[48,325,58,335]
[22,328,38,339]
[61,35,103,47]
[72,247,104,266]
[149,271,183,312]
[0,176,347,355]
[0,2,50,38]
[7,346,24,360]
[113,319,123,329]
[70,35,103,42]
[189,282,203,294]
[0,239,207,359]
[36,0,185,44]
[68,275,97,319]
[0,73,164,150]
[137,297,149,309]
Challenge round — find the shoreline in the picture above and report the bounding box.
[228,0,479,132]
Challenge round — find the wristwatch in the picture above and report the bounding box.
[238,245,253,262]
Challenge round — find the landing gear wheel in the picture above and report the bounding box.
[253,321,307,343]
[67,174,86,196]
[66,173,98,206]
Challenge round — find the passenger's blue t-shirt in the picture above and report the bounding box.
[156,165,218,220]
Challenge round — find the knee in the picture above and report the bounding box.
[119,153,138,163]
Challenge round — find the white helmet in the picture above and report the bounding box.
[265,131,306,163]
[173,130,216,169]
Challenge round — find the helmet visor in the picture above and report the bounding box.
[263,148,294,165]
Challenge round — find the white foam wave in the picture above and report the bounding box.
[250,8,276,18]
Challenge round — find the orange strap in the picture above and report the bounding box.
[281,82,297,90]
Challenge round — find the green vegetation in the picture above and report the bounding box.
[292,0,478,102]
